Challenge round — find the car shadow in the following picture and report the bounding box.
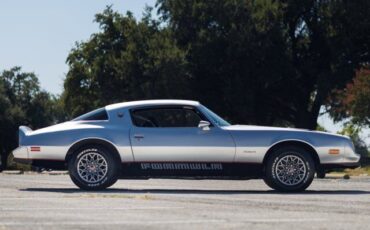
[20,188,370,195]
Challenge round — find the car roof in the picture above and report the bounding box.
[105,99,200,111]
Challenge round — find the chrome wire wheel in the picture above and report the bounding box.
[275,154,307,186]
[77,152,108,183]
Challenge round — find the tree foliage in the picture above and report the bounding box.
[328,68,370,126]
[0,67,57,170]
[157,0,370,128]
[64,1,370,129]
[337,124,369,158]
[63,6,189,118]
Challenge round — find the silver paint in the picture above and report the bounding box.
[12,100,360,167]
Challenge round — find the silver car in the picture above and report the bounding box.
[13,100,360,192]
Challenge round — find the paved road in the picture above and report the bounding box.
[0,173,369,230]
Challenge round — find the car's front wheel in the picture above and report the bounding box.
[68,146,119,190]
[263,146,315,192]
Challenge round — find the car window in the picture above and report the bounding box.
[201,106,231,126]
[73,108,109,121]
[131,108,202,128]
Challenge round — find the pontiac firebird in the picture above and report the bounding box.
[12,100,360,192]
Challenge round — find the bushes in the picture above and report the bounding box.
[6,154,31,171]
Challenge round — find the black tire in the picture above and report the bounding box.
[316,170,326,179]
[263,146,315,192]
[68,146,119,190]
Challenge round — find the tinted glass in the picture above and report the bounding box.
[131,108,202,127]
[73,108,109,121]
[201,106,231,126]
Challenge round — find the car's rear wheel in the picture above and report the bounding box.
[263,146,315,192]
[68,146,119,190]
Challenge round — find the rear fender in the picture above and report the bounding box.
[19,126,32,146]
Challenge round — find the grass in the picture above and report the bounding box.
[6,154,31,171]
[327,166,370,179]
[343,166,370,176]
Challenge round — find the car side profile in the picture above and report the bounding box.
[13,100,360,192]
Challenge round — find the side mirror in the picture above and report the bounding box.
[198,120,211,131]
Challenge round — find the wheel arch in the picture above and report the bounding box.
[65,138,121,164]
[263,140,320,169]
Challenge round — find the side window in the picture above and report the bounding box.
[183,109,202,127]
[131,108,202,128]
[73,108,109,121]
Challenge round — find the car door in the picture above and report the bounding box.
[129,106,236,162]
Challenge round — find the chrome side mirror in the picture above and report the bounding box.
[198,120,210,131]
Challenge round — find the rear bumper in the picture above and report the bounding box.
[12,146,66,170]
[12,146,28,159]
[13,146,66,170]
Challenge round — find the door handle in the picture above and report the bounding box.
[134,134,144,139]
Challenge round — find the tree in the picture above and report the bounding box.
[316,124,327,132]
[337,124,369,158]
[157,0,370,128]
[327,68,370,126]
[158,0,294,125]
[0,67,57,170]
[64,1,370,129]
[63,6,188,118]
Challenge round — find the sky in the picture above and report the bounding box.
[1,0,156,94]
[0,1,368,144]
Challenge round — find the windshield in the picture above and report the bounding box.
[201,106,231,127]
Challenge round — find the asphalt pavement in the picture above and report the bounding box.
[0,172,370,230]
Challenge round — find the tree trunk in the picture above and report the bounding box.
[295,78,330,130]
[0,151,7,171]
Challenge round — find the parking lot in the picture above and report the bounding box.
[0,173,370,230]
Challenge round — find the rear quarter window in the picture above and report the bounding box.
[73,108,109,121]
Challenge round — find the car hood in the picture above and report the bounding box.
[222,125,349,139]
